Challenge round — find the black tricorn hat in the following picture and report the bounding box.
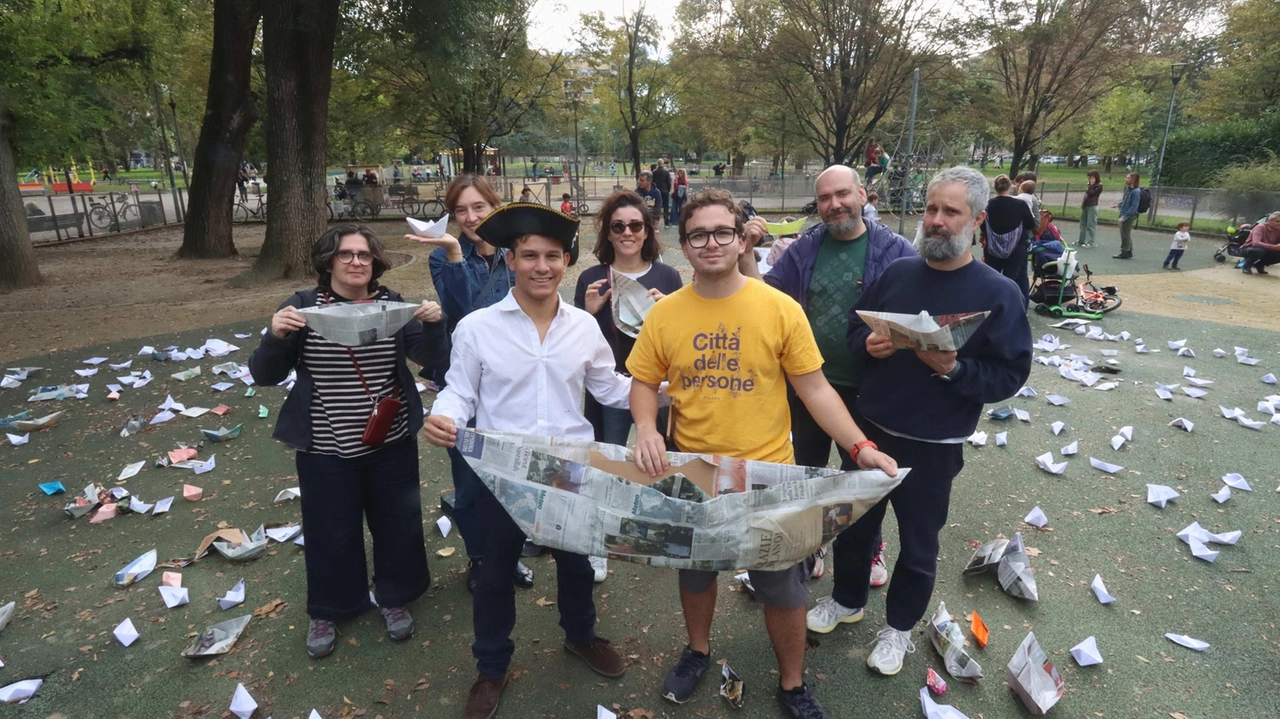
[474,203,580,265]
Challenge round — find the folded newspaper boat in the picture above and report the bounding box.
[457,429,906,571]
[298,300,419,346]
[610,272,656,338]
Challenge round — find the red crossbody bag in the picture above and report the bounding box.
[346,347,402,447]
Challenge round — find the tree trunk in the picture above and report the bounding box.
[179,0,261,259]
[731,153,745,176]
[0,106,43,291]
[1008,135,1031,179]
[629,128,642,179]
[246,0,339,283]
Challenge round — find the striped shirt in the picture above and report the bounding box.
[302,291,410,457]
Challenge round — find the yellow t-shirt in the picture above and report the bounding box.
[627,278,824,463]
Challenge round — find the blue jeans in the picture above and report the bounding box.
[669,195,686,224]
[1164,249,1184,267]
[296,438,430,620]
[448,419,486,560]
[472,483,596,678]
[831,423,963,630]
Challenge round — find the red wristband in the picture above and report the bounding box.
[851,439,877,462]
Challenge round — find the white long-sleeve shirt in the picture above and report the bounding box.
[431,290,632,440]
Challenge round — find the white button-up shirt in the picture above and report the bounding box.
[431,290,632,440]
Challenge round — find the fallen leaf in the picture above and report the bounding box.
[253,598,287,618]
[536,596,556,607]
[1170,713,1190,719]
[1087,508,1117,514]
[1025,547,1042,557]
[436,547,456,557]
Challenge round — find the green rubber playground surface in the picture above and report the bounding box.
[1,253,1277,718]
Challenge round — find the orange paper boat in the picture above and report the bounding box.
[89,503,118,524]
[971,610,990,648]
[162,571,182,587]
[210,405,231,416]
[169,448,199,464]
[183,484,203,501]
[107,390,121,401]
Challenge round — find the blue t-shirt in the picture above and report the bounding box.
[637,186,663,217]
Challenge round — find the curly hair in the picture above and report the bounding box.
[594,190,661,263]
[312,223,390,294]
[677,188,744,244]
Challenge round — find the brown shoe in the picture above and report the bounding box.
[463,672,508,719]
[564,636,626,677]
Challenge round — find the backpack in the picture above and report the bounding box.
[1138,187,1152,213]
[982,219,1024,259]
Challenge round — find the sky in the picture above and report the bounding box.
[527,0,661,52]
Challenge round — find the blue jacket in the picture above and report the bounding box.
[764,220,917,310]
[1118,186,1141,220]
[428,236,516,326]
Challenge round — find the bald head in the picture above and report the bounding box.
[815,165,860,193]
[814,165,867,239]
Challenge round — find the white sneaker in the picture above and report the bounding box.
[866,626,915,675]
[589,555,608,583]
[870,543,889,588]
[806,596,864,633]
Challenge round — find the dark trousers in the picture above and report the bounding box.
[790,387,883,582]
[829,422,963,630]
[472,483,597,678]
[1244,246,1280,269]
[296,438,430,620]
[669,194,686,224]
[1163,248,1185,267]
[984,241,1030,299]
[448,423,486,560]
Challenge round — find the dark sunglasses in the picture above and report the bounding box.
[610,220,646,236]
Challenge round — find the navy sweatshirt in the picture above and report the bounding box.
[846,256,1032,440]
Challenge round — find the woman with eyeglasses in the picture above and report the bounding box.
[249,224,445,659]
[404,174,537,593]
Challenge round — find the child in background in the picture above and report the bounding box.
[1031,210,1065,272]
[1015,180,1040,217]
[863,192,881,224]
[560,193,574,216]
[519,186,534,203]
[1164,222,1191,270]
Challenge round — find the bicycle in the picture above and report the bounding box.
[87,192,139,229]
[1074,264,1122,313]
[234,195,268,224]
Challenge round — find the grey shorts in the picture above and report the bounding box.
[678,562,809,609]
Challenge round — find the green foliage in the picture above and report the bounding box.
[1208,149,1280,222]
[1161,114,1280,187]
[1190,0,1280,123]
[1083,86,1157,159]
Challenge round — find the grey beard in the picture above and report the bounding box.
[914,224,972,262]
[822,208,860,236]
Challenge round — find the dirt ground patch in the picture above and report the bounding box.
[1,220,603,365]
[1115,265,1280,330]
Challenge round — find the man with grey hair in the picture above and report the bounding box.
[833,166,1031,677]
[1241,210,1280,275]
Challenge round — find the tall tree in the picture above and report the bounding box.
[178,0,261,259]
[973,0,1144,177]
[579,3,679,176]
[1084,86,1157,170]
[1192,0,1280,123]
[246,0,340,282]
[0,106,41,290]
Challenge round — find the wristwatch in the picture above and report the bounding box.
[850,439,878,462]
[937,363,962,382]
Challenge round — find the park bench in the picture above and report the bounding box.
[26,212,85,234]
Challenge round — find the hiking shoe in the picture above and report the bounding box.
[1113,253,1132,260]
[463,672,508,719]
[380,606,414,640]
[662,645,711,703]
[867,627,915,675]
[777,683,831,719]
[514,560,534,588]
[870,542,889,588]
[564,636,626,677]
[806,596,864,633]
[307,618,337,658]
[589,555,608,583]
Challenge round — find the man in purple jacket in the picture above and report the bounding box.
[741,164,916,626]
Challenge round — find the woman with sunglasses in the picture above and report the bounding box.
[573,191,682,581]
[250,224,445,659]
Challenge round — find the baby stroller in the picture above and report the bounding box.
[1030,248,1107,319]
[1214,217,1263,264]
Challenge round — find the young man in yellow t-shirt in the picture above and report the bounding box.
[627,189,898,719]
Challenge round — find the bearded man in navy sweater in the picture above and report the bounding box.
[838,166,1032,677]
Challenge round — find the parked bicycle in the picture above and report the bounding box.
[234,194,268,224]
[87,192,140,230]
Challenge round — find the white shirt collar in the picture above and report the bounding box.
[494,288,566,318]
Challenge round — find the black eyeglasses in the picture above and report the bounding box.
[335,250,374,265]
[610,220,646,236]
[685,228,738,248]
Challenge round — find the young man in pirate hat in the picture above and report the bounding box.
[425,203,631,719]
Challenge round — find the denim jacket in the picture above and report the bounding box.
[428,236,516,326]
[1119,186,1141,220]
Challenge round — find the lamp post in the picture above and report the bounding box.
[1149,62,1188,223]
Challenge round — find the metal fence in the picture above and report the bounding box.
[1035,183,1280,234]
[24,186,191,245]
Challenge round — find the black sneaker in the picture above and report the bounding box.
[778,683,831,719]
[1113,253,1132,260]
[1258,266,1269,275]
[662,645,710,703]
[1243,265,1253,274]
[514,560,534,589]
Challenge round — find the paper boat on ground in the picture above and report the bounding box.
[201,425,243,443]
[298,300,420,346]
[181,614,252,657]
[929,602,983,681]
[456,428,904,571]
[965,532,1037,600]
[114,549,158,587]
[211,526,268,561]
[3,411,62,432]
[1007,632,1065,715]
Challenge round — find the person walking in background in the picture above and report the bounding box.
[670,168,689,223]
[1078,171,1102,247]
[1113,172,1141,259]
[249,224,446,659]
[1164,222,1191,270]
[981,175,1038,299]
[653,159,673,225]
